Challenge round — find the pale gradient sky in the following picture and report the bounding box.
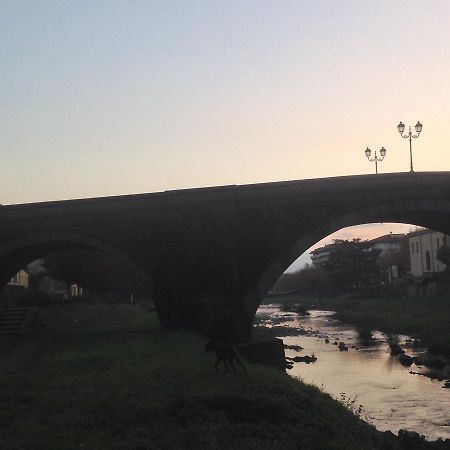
[2,0,450,207]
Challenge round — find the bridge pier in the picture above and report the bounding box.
[153,290,254,342]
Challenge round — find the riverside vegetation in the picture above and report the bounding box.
[0,307,433,450]
[264,294,450,357]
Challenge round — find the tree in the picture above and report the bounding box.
[274,266,333,298]
[322,239,381,291]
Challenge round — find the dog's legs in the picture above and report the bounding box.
[236,357,247,373]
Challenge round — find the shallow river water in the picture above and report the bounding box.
[257,305,450,440]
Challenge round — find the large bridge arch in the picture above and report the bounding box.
[0,229,154,296]
[243,197,450,326]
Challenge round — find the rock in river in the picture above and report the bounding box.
[338,342,349,351]
[398,353,414,367]
[292,355,317,364]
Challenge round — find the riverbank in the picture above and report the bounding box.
[265,294,450,357]
[0,309,424,450]
[257,305,450,441]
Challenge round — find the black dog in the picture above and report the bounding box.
[204,341,246,373]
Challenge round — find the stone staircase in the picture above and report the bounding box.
[0,307,32,335]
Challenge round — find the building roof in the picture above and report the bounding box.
[310,243,339,255]
[407,228,435,237]
[368,233,405,244]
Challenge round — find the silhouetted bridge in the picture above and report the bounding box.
[1,172,450,340]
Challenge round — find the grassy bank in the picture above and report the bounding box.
[0,311,403,450]
[265,294,450,356]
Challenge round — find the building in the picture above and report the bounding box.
[367,233,405,256]
[368,233,407,282]
[311,233,406,267]
[310,242,339,266]
[8,269,29,288]
[408,228,449,277]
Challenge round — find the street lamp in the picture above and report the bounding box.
[396,121,423,173]
[364,146,387,174]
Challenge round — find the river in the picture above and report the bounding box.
[257,304,450,441]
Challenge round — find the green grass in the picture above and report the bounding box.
[332,296,450,355]
[264,294,450,356]
[0,335,23,359]
[0,312,400,450]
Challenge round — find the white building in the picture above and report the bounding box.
[368,233,407,282]
[8,269,29,288]
[368,233,404,256]
[408,229,449,277]
[310,243,339,266]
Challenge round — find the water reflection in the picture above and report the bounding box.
[257,305,450,440]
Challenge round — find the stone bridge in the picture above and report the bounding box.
[1,172,450,340]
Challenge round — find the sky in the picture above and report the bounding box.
[2,0,450,206]
[1,1,449,270]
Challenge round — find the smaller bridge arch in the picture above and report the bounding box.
[0,229,154,297]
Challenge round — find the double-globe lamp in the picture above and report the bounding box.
[364,146,387,174]
[397,121,423,173]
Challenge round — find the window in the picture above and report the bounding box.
[416,242,419,253]
[437,237,440,249]
[425,250,431,271]
[411,242,414,254]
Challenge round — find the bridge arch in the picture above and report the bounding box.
[0,229,154,296]
[244,197,450,324]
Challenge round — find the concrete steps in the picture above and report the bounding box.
[0,307,32,335]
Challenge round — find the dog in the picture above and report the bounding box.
[204,340,246,373]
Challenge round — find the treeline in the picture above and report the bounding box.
[274,265,333,297]
[273,238,411,296]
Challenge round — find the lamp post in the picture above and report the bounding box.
[364,146,387,174]
[396,121,423,173]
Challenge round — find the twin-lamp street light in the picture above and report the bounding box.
[364,121,423,174]
[364,147,386,174]
[397,121,423,173]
